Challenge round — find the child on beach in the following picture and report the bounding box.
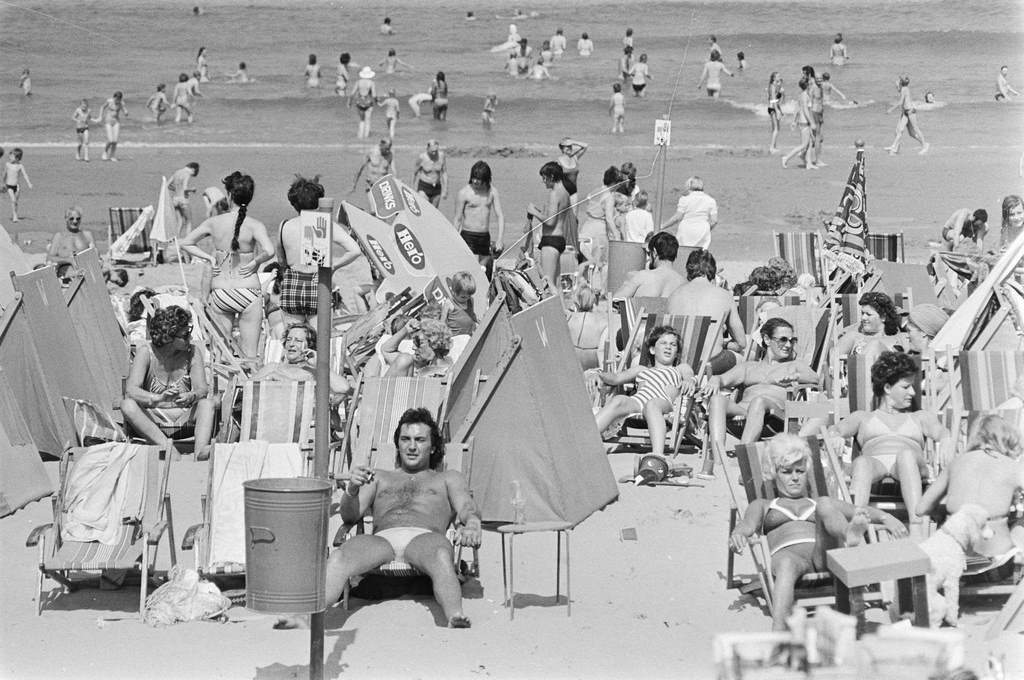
[20,68,31,96]
[482,91,498,128]
[630,53,650,97]
[305,54,321,88]
[730,434,907,630]
[592,325,697,458]
[226,62,251,84]
[146,84,169,122]
[767,72,784,154]
[609,82,625,133]
[72,100,91,162]
[578,32,594,57]
[380,88,401,139]
[4,149,32,222]
[820,72,852,106]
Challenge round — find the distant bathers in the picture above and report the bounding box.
[417,180,442,200]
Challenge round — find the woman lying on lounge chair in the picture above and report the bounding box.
[121,305,217,458]
[730,434,906,630]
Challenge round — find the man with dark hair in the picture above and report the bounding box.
[611,231,686,298]
[706,317,817,443]
[941,207,988,250]
[667,249,746,369]
[276,408,482,629]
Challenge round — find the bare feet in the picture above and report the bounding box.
[919,143,930,155]
[273,615,310,630]
[806,163,821,170]
[844,509,871,547]
[781,157,789,168]
[448,614,471,628]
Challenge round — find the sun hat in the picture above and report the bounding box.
[359,66,375,79]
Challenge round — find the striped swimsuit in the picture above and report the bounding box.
[631,365,682,409]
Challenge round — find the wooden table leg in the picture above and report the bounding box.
[834,580,851,615]
[910,574,929,627]
[897,576,912,617]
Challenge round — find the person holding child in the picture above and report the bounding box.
[730,434,906,630]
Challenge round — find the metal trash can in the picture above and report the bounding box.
[243,477,332,614]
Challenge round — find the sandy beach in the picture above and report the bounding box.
[3,1,1024,678]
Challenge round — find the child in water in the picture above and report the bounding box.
[609,82,625,133]
[146,84,169,122]
[380,88,401,139]
[20,68,31,96]
[482,91,498,128]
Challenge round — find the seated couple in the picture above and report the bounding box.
[275,408,482,629]
[730,434,907,630]
[121,306,217,458]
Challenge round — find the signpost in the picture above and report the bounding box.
[654,118,672,226]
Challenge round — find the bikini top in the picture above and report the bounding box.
[146,345,193,394]
[761,497,817,535]
[857,411,924,448]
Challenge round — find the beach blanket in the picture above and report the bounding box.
[61,443,146,545]
[207,441,304,567]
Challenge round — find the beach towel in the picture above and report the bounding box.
[61,443,146,545]
[207,441,304,567]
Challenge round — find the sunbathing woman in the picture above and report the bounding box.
[181,171,276,359]
[121,306,216,459]
[730,434,906,630]
[380,317,454,378]
[828,351,950,537]
[566,283,607,370]
[593,325,696,459]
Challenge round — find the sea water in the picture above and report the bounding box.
[1,0,1022,151]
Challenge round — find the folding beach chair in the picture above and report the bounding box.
[217,380,319,463]
[773,231,824,285]
[333,441,479,610]
[181,440,305,589]
[866,233,905,263]
[108,207,151,264]
[336,375,449,478]
[736,295,801,345]
[26,443,174,616]
[955,350,1024,413]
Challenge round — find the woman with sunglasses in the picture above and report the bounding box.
[46,207,95,267]
[121,305,217,459]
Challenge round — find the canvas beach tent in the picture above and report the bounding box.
[0,366,52,517]
[109,205,154,263]
[443,294,618,526]
[0,222,31,308]
[148,177,177,246]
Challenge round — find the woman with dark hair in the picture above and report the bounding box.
[121,305,216,458]
[180,171,275,358]
[578,166,623,279]
[430,71,449,120]
[827,351,949,537]
[454,161,504,277]
[833,291,906,365]
[1000,194,1024,248]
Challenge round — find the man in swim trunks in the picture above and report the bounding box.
[279,176,362,325]
[453,160,504,278]
[412,140,448,208]
[707,317,817,443]
[168,162,200,237]
[276,407,482,629]
[612,231,685,299]
[526,161,572,289]
[352,139,396,196]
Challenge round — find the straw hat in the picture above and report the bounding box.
[359,66,375,79]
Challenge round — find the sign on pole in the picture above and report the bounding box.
[299,210,331,267]
[654,118,672,146]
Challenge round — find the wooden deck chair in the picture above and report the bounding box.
[26,443,174,616]
[773,231,823,285]
[608,314,721,455]
[340,376,448,477]
[872,261,940,307]
[107,207,151,264]
[181,440,305,590]
[736,295,801,343]
[866,233,905,263]
[773,304,832,378]
[956,351,1024,413]
[727,437,843,613]
[334,441,479,610]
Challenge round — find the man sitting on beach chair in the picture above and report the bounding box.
[275,408,482,629]
[611,232,686,299]
[706,318,817,444]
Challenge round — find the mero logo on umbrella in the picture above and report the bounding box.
[400,186,422,216]
[369,176,405,220]
[394,223,426,270]
[365,235,395,275]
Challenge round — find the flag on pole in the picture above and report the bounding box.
[826,148,868,261]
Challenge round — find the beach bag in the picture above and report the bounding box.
[62,397,127,447]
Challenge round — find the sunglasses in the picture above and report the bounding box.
[772,336,798,345]
[68,217,82,224]
[175,325,194,338]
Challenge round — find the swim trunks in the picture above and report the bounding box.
[280,268,318,317]
[5,185,18,194]
[209,287,261,314]
[76,127,88,134]
[417,180,442,200]
[460,230,491,256]
[375,526,433,563]
[539,235,566,253]
[632,83,646,94]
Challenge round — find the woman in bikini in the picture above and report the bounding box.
[121,306,217,459]
[180,171,276,359]
[766,72,784,154]
[885,75,929,155]
[592,325,697,458]
[566,283,607,370]
[731,434,906,630]
[781,77,818,170]
[828,351,950,537]
[430,71,449,121]
[349,66,378,139]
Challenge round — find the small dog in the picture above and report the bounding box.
[918,504,992,627]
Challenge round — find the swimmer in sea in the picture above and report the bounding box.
[380,17,394,35]
[408,91,433,118]
[226,62,251,83]
[379,49,415,75]
[530,60,555,81]
[697,51,733,98]
[305,54,321,88]
[335,53,353,96]
[885,74,929,155]
[829,33,849,66]
[996,65,1021,101]
[550,28,567,58]
[820,72,853,105]
[146,84,169,123]
[380,88,401,139]
[577,32,594,57]
[630,53,651,97]
[94,91,128,161]
[349,66,378,139]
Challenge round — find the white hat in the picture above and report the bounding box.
[359,66,375,79]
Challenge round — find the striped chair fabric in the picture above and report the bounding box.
[958,351,1024,411]
[241,381,315,444]
[866,232,905,263]
[737,295,801,339]
[107,207,150,253]
[350,376,448,471]
[640,314,720,373]
[773,232,822,284]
